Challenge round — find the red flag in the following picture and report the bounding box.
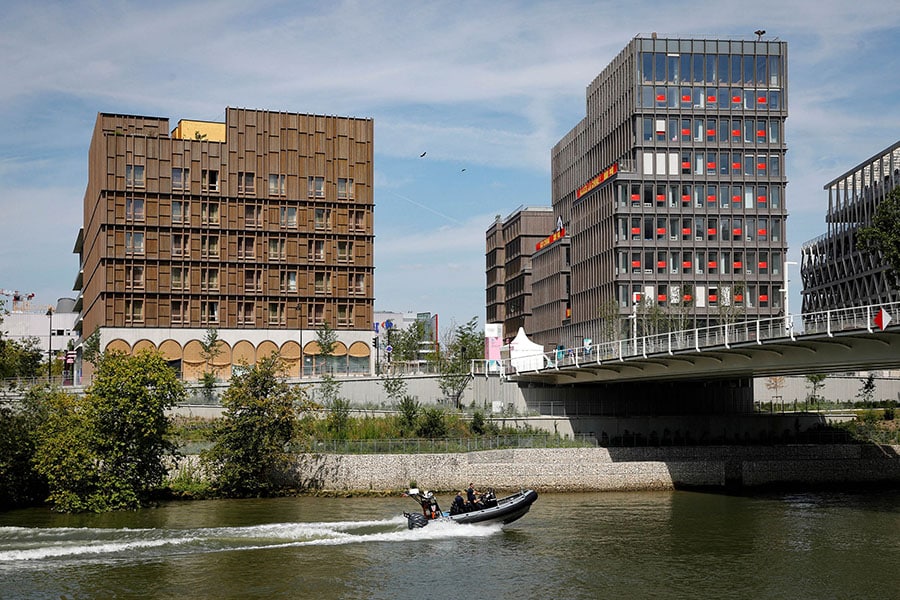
[875,308,893,331]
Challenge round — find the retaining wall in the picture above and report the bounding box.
[291,445,900,493]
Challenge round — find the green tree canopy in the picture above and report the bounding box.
[202,355,313,497]
[34,351,185,511]
[438,317,481,407]
[857,185,900,286]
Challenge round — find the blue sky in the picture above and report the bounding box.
[1,0,899,331]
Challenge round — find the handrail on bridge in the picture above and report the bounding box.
[468,301,899,379]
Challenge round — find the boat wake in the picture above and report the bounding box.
[0,517,501,568]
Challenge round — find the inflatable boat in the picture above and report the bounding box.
[403,487,538,529]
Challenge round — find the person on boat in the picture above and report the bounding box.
[467,483,482,509]
[421,492,440,519]
[451,491,467,515]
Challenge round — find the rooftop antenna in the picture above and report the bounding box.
[754,29,766,41]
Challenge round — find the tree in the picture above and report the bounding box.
[438,317,481,408]
[199,328,223,391]
[380,372,408,405]
[34,351,185,511]
[315,320,338,374]
[396,395,420,435]
[82,326,102,366]
[805,373,827,411]
[857,185,900,286]
[391,320,429,363]
[857,373,877,405]
[202,355,312,497]
[0,386,51,509]
[416,406,448,438]
[765,376,786,411]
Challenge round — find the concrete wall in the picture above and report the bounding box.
[292,445,900,493]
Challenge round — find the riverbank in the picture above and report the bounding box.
[288,444,900,493]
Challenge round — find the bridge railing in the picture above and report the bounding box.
[478,300,900,378]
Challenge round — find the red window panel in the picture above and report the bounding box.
[757,96,767,104]
[707,194,716,203]
[631,260,641,267]
[757,130,766,138]
[758,228,767,236]
[758,261,768,269]
[707,228,717,236]
[707,95,717,103]
[708,261,718,269]
[681,161,691,169]
[759,294,769,302]
[733,228,742,236]
[757,195,767,204]
[656,260,666,268]
[709,293,718,302]
[681,94,691,103]
[656,94,666,102]
[631,193,640,201]
[731,129,741,137]
[681,227,692,235]
[732,161,741,170]
[656,227,666,235]
[733,261,743,269]
[732,194,741,204]
[757,162,767,170]
[706,128,716,137]
[631,227,641,234]
[732,95,742,104]
[682,260,692,268]
[683,294,693,302]
[734,294,744,302]
[656,194,665,202]
[681,194,691,203]
[681,128,691,136]
[657,294,667,302]
[707,161,716,170]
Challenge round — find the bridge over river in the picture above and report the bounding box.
[486,301,900,387]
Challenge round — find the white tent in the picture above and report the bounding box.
[509,327,546,372]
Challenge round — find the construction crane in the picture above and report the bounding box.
[0,289,36,313]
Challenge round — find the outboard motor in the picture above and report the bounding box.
[406,512,429,529]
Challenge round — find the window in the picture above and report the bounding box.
[245,205,261,228]
[201,268,219,292]
[244,269,262,292]
[126,198,145,221]
[268,174,286,196]
[172,200,189,224]
[201,301,219,324]
[171,300,187,324]
[172,266,188,290]
[308,176,325,198]
[268,238,286,261]
[337,305,352,326]
[311,303,324,325]
[126,232,144,254]
[202,169,219,192]
[281,270,297,292]
[201,202,219,225]
[238,172,255,194]
[314,272,331,294]
[337,241,353,262]
[314,208,331,229]
[352,273,365,295]
[238,236,255,259]
[172,233,188,257]
[126,265,144,289]
[126,299,144,323]
[126,165,145,187]
[350,210,365,231]
[268,302,286,325]
[201,235,219,258]
[310,239,325,261]
[238,301,255,325]
[279,206,298,228]
[173,167,189,191]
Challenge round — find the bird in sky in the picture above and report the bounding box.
[419,151,427,157]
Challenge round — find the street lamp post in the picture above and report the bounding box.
[780,260,798,333]
[46,307,53,383]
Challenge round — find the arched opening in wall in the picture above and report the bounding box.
[280,340,301,377]
[304,340,323,376]
[232,340,256,375]
[158,339,184,378]
[133,339,156,355]
[328,342,348,375]
[257,340,279,365]
[182,340,205,382]
[347,341,372,374]
[105,339,131,355]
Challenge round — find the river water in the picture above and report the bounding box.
[1,488,898,599]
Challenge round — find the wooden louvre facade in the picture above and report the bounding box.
[73,108,375,378]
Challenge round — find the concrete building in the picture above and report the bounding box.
[800,140,900,323]
[0,296,79,382]
[511,35,789,350]
[73,108,375,380]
